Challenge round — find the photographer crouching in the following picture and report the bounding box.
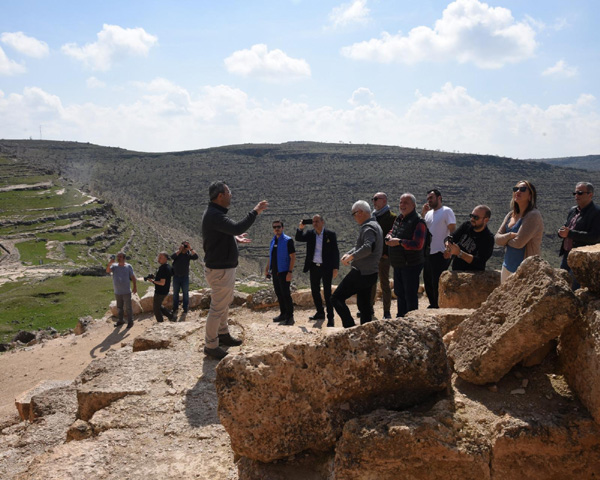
[145,252,175,322]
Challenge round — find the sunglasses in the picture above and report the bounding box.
[272,225,282,229]
[469,214,480,220]
[372,197,382,201]
[573,191,590,196]
[512,186,528,193]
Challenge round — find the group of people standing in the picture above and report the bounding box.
[107,179,600,361]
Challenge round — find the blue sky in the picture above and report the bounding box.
[0,0,598,157]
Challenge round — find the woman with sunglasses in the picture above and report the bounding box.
[495,180,544,282]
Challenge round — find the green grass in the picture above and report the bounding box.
[235,284,267,294]
[0,275,151,343]
[17,239,49,265]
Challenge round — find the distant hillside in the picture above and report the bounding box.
[2,139,599,274]
[532,155,600,171]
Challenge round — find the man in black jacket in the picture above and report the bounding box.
[201,181,268,360]
[444,205,494,271]
[371,192,397,319]
[558,182,600,289]
[295,215,339,326]
[171,241,199,317]
[146,252,175,323]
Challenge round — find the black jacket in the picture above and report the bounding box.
[201,202,258,269]
[295,228,340,273]
[559,201,600,256]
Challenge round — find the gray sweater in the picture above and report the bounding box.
[347,217,383,275]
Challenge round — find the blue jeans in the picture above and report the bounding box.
[172,275,190,311]
[394,263,424,318]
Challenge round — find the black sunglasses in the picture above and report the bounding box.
[272,225,282,229]
[573,190,589,196]
[372,197,382,201]
[469,214,480,220]
[512,186,528,193]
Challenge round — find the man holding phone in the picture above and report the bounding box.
[296,214,339,326]
[171,240,199,317]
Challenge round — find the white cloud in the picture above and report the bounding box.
[61,24,158,71]
[0,46,26,75]
[329,0,371,29]
[224,44,311,81]
[542,60,578,78]
[0,81,598,158]
[348,87,375,106]
[1,32,49,58]
[341,0,536,68]
[86,76,106,89]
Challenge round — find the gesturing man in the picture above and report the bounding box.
[331,200,383,328]
[295,215,339,327]
[201,181,268,360]
[558,182,600,289]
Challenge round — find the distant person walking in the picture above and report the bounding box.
[558,182,600,289]
[295,214,339,327]
[106,252,137,329]
[201,181,268,360]
[331,200,383,328]
[171,241,199,317]
[444,205,495,271]
[421,189,456,308]
[386,194,427,318]
[147,252,175,323]
[495,180,543,283]
[265,220,296,325]
[371,192,396,319]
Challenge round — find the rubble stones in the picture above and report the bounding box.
[567,244,600,294]
[74,316,92,335]
[15,380,73,421]
[559,291,600,424]
[448,256,579,384]
[12,330,36,344]
[439,270,501,309]
[66,419,93,442]
[216,317,450,462]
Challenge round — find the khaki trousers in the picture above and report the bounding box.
[205,267,236,348]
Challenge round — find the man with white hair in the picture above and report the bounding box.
[331,200,383,328]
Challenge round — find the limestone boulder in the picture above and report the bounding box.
[405,308,475,336]
[567,244,600,294]
[139,290,154,312]
[232,290,249,306]
[15,380,73,421]
[247,288,279,310]
[447,256,580,385]
[188,289,210,309]
[559,291,600,424]
[132,322,202,352]
[291,288,314,308]
[439,270,500,309]
[215,317,450,462]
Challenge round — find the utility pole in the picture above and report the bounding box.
[39,125,42,140]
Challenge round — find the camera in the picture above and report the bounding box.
[444,235,454,245]
[302,219,313,225]
[144,274,155,282]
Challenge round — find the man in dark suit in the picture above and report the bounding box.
[295,214,340,326]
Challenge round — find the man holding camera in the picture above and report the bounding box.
[444,205,494,271]
[106,252,137,328]
[295,215,339,326]
[146,252,175,323]
[171,241,199,317]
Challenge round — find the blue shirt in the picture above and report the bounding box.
[110,263,135,295]
[503,219,525,273]
[313,230,324,264]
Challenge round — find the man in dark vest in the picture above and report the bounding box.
[558,182,600,289]
[371,192,397,319]
[265,220,296,325]
[386,193,427,318]
[295,214,340,327]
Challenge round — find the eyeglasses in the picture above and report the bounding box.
[469,214,480,220]
[351,211,360,217]
[573,191,590,196]
[272,225,282,229]
[512,186,528,193]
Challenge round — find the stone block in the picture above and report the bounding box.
[109,295,142,317]
[439,270,501,309]
[15,380,73,421]
[291,288,315,308]
[406,308,475,336]
[216,317,450,463]
[448,256,580,385]
[568,244,600,294]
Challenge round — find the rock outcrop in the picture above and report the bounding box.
[438,270,500,309]
[559,290,600,424]
[567,243,600,294]
[216,318,450,463]
[15,380,74,421]
[406,308,474,336]
[448,256,579,385]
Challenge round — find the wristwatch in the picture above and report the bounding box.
[458,250,464,259]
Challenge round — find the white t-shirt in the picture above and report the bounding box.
[424,206,456,254]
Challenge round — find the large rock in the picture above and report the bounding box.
[132,322,202,352]
[15,380,73,421]
[447,256,579,385]
[567,243,600,294]
[439,270,500,309]
[291,288,315,308]
[109,295,143,317]
[559,290,600,424]
[405,308,475,336]
[215,318,450,463]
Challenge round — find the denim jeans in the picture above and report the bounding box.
[172,275,190,311]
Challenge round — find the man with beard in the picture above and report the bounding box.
[444,205,494,271]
